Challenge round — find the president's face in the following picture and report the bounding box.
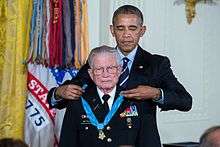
[88,53,121,92]
[110,14,146,56]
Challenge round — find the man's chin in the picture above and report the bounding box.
[102,86,112,90]
[119,45,135,53]
[99,85,114,91]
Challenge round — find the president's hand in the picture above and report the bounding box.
[55,84,84,100]
[120,85,160,100]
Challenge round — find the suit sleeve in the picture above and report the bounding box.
[59,102,78,147]
[47,62,92,109]
[156,57,192,111]
[47,87,69,109]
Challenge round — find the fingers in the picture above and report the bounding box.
[56,84,83,100]
[64,85,83,99]
[68,85,84,92]
[120,88,141,100]
[121,88,138,95]
[120,85,155,100]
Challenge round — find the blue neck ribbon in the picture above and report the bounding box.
[81,95,124,130]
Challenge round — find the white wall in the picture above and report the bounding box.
[88,0,220,144]
[87,0,100,49]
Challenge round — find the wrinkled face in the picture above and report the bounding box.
[110,14,146,55]
[88,53,121,92]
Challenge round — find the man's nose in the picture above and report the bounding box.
[102,69,110,77]
[122,29,131,37]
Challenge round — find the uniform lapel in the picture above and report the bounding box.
[82,84,104,121]
[107,86,125,125]
[112,86,121,103]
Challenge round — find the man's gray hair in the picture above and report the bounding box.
[199,126,220,147]
[88,45,121,67]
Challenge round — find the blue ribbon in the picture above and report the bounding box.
[81,95,124,130]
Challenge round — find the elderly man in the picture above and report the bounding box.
[59,45,141,147]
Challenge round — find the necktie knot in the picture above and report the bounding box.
[122,57,129,69]
[102,94,110,102]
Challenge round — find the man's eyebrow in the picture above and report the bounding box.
[129,25,138,27]
[115,25,124,28]
[115,25,138,28]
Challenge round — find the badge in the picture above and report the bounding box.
[98,130,106,140]
[120,105,138,118]
[80,115,91,124]
[126,117,132,128]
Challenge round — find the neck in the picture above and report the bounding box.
[117,45,138,56]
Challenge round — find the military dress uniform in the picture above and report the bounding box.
[59,84,146,147]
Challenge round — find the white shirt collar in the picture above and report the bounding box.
[97,86,116,110]
[116,46,138,62]
[116,46,138,71]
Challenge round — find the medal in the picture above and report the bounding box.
[126,117,132,128]
[98,130,106,140]
[81,95,124,141]
[120,105,138,118]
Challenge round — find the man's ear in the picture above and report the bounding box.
[140,25,146,37]
[110,25,115,37]
[88,69,93,81]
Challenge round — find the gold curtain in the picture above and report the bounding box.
[74,0,89,68]
[0,0,32,139]
[80,0,89,66]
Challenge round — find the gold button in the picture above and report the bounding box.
[106,126,111,130]
[107,138,112,142]
[85,126,89,130]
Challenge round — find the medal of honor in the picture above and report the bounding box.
[98,130,106,140]
[81,95,124,141]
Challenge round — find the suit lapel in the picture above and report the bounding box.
[130,46,151,75]
[126,46,153,89]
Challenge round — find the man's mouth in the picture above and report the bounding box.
[122,41,133,45]
[101,80,111,83]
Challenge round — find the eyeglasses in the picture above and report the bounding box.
[92,66,119,75]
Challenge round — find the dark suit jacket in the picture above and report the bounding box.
[59,85,159,147]
[48,45,192,146]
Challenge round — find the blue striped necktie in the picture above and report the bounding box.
[119,57,130,88]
